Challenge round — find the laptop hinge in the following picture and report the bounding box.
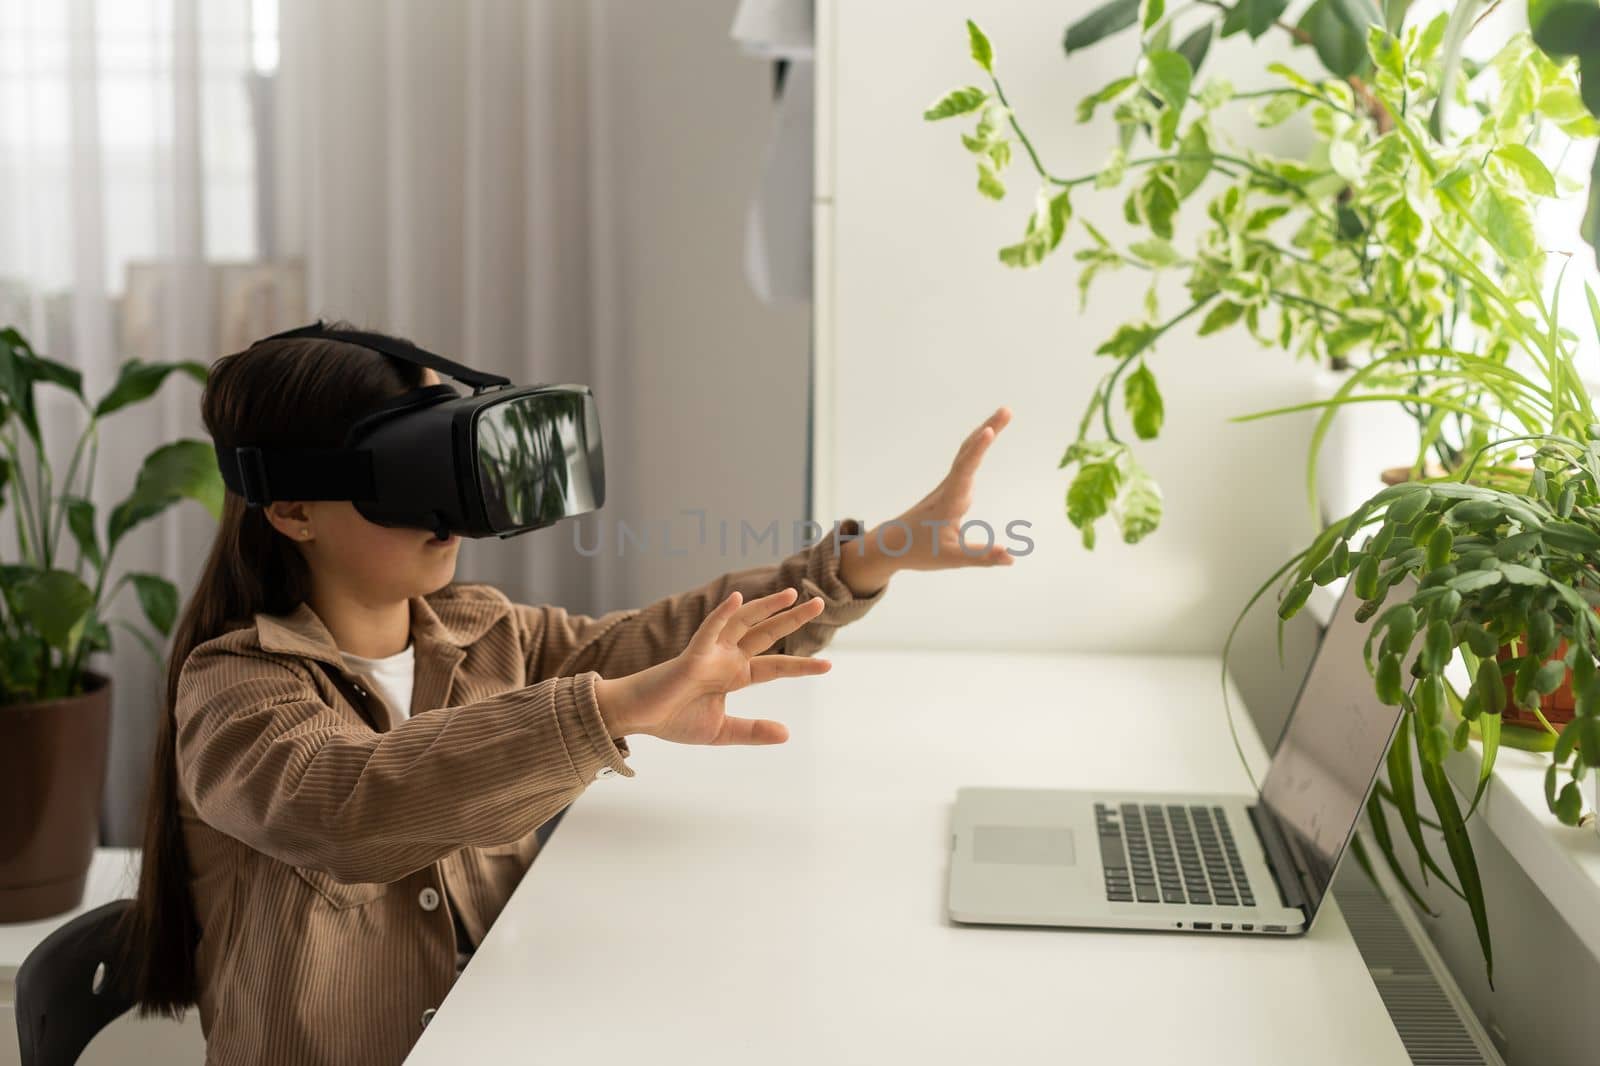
[1248,804,1310,917]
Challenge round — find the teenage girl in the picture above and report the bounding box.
[115,326,1013,1065]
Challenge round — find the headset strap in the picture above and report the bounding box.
[257,320,511,391]
[215,443,377,507]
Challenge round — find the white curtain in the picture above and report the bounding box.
[273,0,612,613]
[0,0,628,843]
[0,0,281,844]
[0,0,810,845]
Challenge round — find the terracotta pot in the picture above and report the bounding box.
[1498,641,1579,734]
[0,672,111,922]
[1380,462,1448,486]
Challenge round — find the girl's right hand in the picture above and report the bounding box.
[594,588,831,745]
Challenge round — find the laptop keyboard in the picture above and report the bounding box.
[1095,802,1257,907]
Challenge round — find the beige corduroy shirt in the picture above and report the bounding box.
[174,519,885,1065]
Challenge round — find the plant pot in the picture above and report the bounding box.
[1497,641,1578,734]
[0,672,111,922]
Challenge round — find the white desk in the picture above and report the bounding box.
[408,650,1408,1065]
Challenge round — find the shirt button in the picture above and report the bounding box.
[596,766,618,779]
[418,886,441,912]
[420,1007,437,1028]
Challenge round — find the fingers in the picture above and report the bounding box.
[713,716,790,745]
[948,406,1012,485]
[690,590,744,650]
[748,654,832,685]
[739,594,826,655]
[720,587,810,647]
[958,539,1014,567]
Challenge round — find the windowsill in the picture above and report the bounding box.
[1438,738,1600,960]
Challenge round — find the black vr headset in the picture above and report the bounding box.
[215,322,605,540]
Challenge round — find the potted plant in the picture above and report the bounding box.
[1240,428,1600,984]
[0,326,222,922]
[924,7,1594,546]
[924,3,1600,982]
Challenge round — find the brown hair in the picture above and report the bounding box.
[118,323,426,1015]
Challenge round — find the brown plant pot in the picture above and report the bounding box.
[1498,641,1579,734]
[0,672,111,922]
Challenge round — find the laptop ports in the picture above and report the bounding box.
[1192,921,1212,930]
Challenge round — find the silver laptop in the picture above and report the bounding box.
[947,580,1408,936]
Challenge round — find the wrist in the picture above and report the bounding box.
[595,673,647,739]
[838,524,893,597]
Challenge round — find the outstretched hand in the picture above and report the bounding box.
[837,406,1016,596]
[595,587,830,746]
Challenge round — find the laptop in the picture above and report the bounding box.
[947,579,1409,935]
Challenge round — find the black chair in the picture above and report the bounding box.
[15,900,137,1066]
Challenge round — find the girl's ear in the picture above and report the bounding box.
[264,501,314,541]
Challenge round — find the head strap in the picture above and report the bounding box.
[257,320,512,392]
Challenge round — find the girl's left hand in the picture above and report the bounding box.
[837,406,1016,597]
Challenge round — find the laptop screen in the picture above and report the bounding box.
[1258,579,1411,918]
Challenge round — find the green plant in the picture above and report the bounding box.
[926,11,1596,547]
[0,327,222,702]
[1228,431,1600,984]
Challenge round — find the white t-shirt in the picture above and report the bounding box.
[339,641,416,722]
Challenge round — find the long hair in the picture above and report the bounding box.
[118,324,426,1015]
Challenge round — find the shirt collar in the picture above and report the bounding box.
[254,589,507,670]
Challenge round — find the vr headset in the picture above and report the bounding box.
[214,321,605,540]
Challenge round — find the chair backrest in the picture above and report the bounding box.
[15,900,137,1066]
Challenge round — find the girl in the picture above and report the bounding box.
[117,326,1013,1065]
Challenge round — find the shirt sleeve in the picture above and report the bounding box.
[516,517,888,682]
[174,642,631,885]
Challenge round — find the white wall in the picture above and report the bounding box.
[817,0,1327,738]
[583,0,813,610]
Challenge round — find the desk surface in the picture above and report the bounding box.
[408,649,1408,1065]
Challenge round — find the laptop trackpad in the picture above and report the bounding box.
[973,825,1076,866]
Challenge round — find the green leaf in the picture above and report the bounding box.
[1128,238,1181,267]
[1387,716,1455,888]
[924,86,988,121]
[967,20,994,73]
[1361,797,1438,917]
[129,572,179,638]
[1419,754,1494,984]
[108,439,226,553]
[1142,50,1193,114]
[1197,300,1244,335]
[63,496,100,569]
[1095,323,1160,359]
[1066,457,1123,547]
[93,359,208,419]
[977,161,1006,200]
[1580,130,1593,270]
[1582,49,1600,120]
[1529,0,1600,58]
[1298,0,1373,78]
[1065,0,1141,54]
[1141,0,1166,31]
[1174,122,1212,198]
[1367,25,1404,79]
[1117,463,1163,543]
[1175,22,1215,76]
[1077,76,1138,123]
[1124,362,1165,440]
[15,569,95,652]
[1494,144,1558,197]
[1476,656,1508,714]
[1223,0,1291,39]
